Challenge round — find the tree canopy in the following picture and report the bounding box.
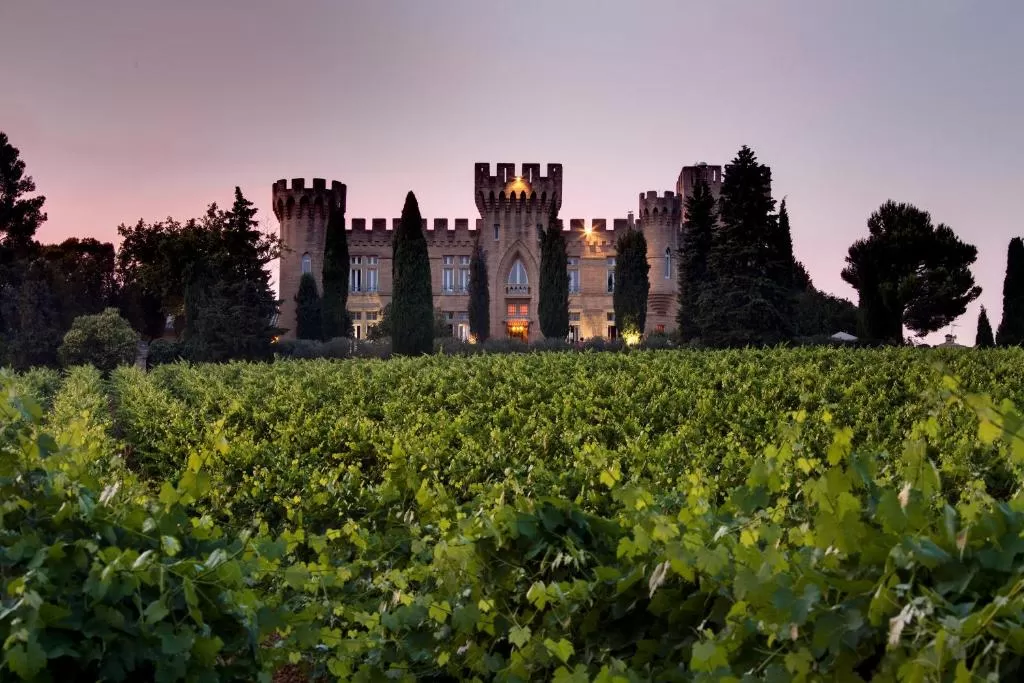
[677,178,715,341]
[613,227,650,339]
[996,237,1024,346]
[0,131,46,260]
[538,205,569,339]
[841,200,981,343]
[321,200,351,339]
[468,240,490,343]
[976,306,995,348]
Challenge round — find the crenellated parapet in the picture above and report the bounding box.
[638,190,681,222]
[474,162,562,217]
[272,177,346,220]
[346,217,479,248]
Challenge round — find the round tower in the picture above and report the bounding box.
[638,190,681,335]
[272,178,346,338]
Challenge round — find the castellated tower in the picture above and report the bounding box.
[676,163,723,219]
[272,178,346,338]
[474,163,562,342]
[638,191,682,334]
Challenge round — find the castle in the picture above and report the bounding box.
[273,162,727,342]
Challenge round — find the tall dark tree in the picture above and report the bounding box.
[771,198,799,288]
[677,178,715,341]
[468,240,490,343]
[321,200,351,339]
[976,306,995,348]
[390,192,433,355]
[41,238,117,327]
[841,200,981,344]
[0,131,46,262]
[996,237,1024,346]
[699,145,791,346]
[295,273,323,340]
[538,205,569,339]
[0,259,63,368]
[613,227,650,337]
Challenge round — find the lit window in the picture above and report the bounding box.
[301,253,312,275]
[664,247,672,279]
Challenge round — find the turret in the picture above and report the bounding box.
[637,190,682,335]
[272,178,346,338]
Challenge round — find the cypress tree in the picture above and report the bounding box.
[976,306,995,348]
[996,237,1024,346]
[391,191,433,355]
[613,227,650,339]
[677,178,715,341]
[538,205,569,339]
[295,273,323,340]
[321,200,351,339]
[773,198,799,289]
[699,145,791,347]
[468,240,490,343]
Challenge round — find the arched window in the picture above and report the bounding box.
[301,253,312,275]
[507,259,529,294]
[664,247,672,279]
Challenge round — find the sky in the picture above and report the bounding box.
[1,0,1022,345]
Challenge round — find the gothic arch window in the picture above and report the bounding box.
[664,247,672,279]
[301,253,312,275]
[508,259,528,285]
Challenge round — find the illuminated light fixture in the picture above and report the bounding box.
[584,222,593,234]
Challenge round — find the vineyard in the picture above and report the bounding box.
[4,348,1024,681]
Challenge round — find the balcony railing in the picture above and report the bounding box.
[505,283,530,295]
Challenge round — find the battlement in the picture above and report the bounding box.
[638,190,681,220]
[272,177,346,220]
[474,162,562,216]
[346,217,479,246]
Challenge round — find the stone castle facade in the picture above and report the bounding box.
[273,162,726,342]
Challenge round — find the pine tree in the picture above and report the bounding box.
[468,240,490,343]
[538,204,569,339]
[613,227,650,339]
[295,273,323,340]
[996,237,1024,346]
[976,306,995,348]
[701,145,791,347]
[772,198,799,289]
[391,192,434,355]
[677,178,715,341]
[321,200,351,339]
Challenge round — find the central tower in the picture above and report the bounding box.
[474,163,562,341]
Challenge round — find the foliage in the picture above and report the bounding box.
[539,206,569,339]
[677,177,715,341]
[320,201,351,340]
[12,348,1024,679]
[58,308,138,371]
[367,303,392,341]
[703,145,792,346]
[294,273,322,341]
[613,228,650,337]
[793,288,859,337]
[0,131,46,260]
[390,192,434,355]
[771,197,799,288]
[0,259,64,369]
[841,200,982,343]
[146,338,184,368]
[996,237,1024,346]
[39,238,117,326]
[468,240,490,343]
[182,277,273,363]
[976,306,996,348]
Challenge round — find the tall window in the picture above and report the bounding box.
[606,257,616,293]
[507,259,528,294]
[606,311,617,340]
[664,247,672,279]
[567,257,580,294]
[442,255,455,293]
[569,311,581,343]
[494,224,499,241]
[349,256,362,292]
[458,255,471,292]
[366,256,379,292]
[301,253,312,275]
[352,311,363,339]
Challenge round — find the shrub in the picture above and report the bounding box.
[57,308,138,371]
[146,338,185,367]
[640,332,675,350]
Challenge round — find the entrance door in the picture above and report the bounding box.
[506,301,529,341]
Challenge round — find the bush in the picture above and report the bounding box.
[434,337,475,356]
[530,338,573,353]
[146,338,185,367]
[481,338,529,354]
[57,308,138,372]
[274,337,353,360]
[640,332,675,350]
[352,338,391,359]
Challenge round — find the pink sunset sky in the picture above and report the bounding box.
[1,0,1021,345]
